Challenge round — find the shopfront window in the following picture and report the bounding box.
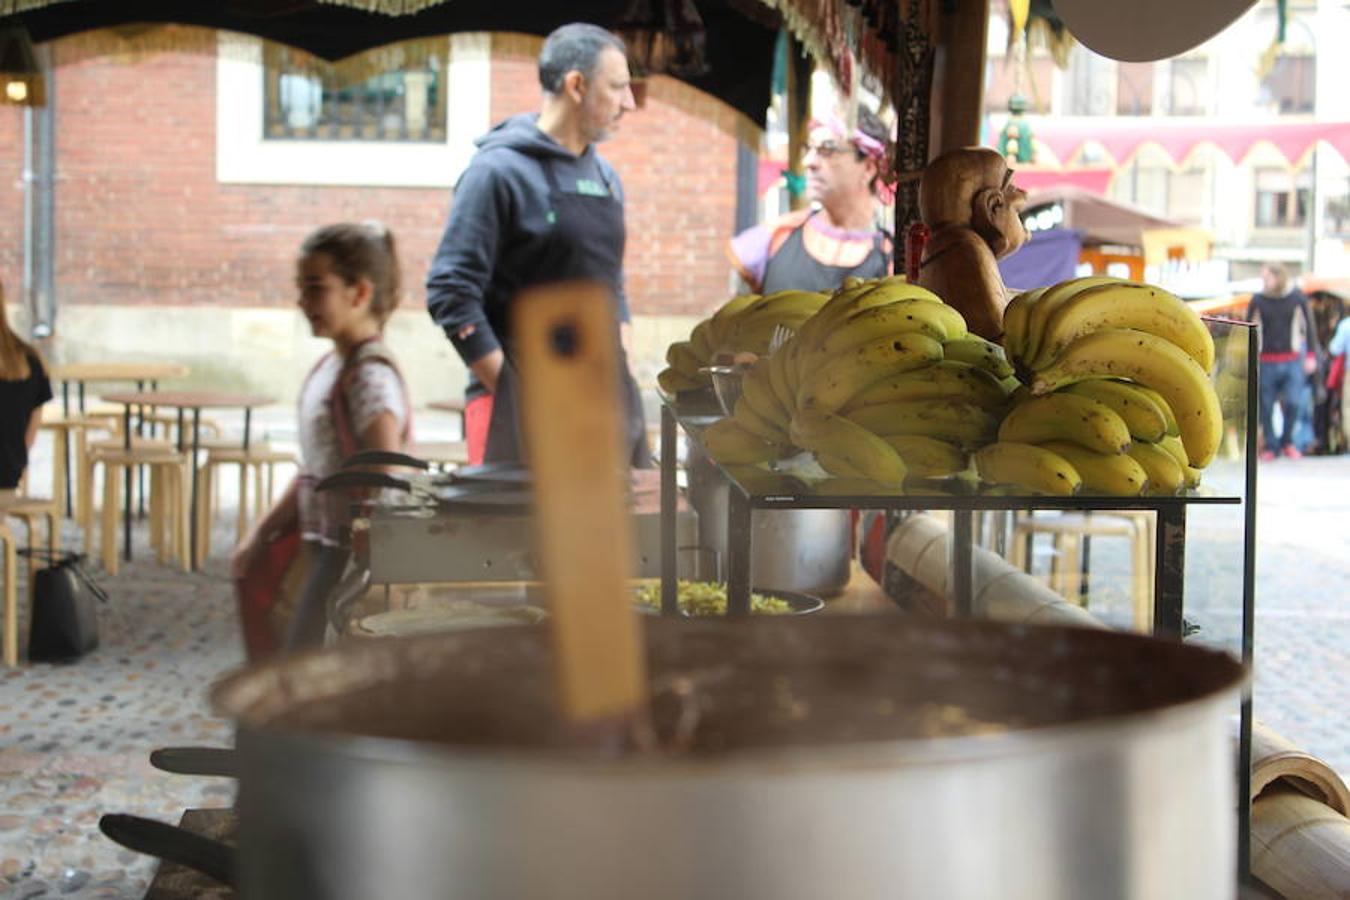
[1115,62,1153,116]
[262,44,447,141]
[1167,58,1207,116]
[1254,167,1311,228]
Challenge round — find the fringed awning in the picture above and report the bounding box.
[760,0,939,109]
[50,24,448,87]
[3,0,449,13]
[1022,117,1350,170]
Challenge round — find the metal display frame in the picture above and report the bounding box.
[657,320,1259,881]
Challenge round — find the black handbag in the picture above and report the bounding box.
[20,549,108,662]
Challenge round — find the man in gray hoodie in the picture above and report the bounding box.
[426,23,646,466]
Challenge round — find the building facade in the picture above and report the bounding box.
[0,30,745,403]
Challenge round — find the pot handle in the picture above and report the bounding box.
[314,470,413,493]
[149,746,239,778]
[98,813,237,888]
[340,448,430,470]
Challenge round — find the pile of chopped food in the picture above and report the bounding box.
[634,581,794,615]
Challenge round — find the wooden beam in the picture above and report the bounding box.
[933,0,990,154]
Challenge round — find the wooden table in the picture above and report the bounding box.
[48,362,190,516]
[51,362,190,414]
[102,391,273,569]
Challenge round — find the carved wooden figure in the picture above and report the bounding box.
[915,147,1029,341]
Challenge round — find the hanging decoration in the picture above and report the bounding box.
[614,0,710,79]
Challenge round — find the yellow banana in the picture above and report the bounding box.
[767,340,798,416]
[1061,379,1169,443]
[740,361,789,430]
[1021,275,1121,365]
[1127,441,1186,495]
[665,341,705,378]
[1134,384,1180,437]
[657,367,704,395]
[942,336,1015,378]
[974,442,1082,495]
[1038,440,1149,496]
[815,451,867,478]
[806,299,962,363]
[788,409,908,485]
[722,308,817,356]
[840,360,1009,413]
[1032,281,1216,373]
[689,319,714,361]
[797,332,945,412]
[798,281,940,349]
[707,293,760,347]
[700,418,784,465]
[844,399,1000,448]
[732,395,788,445]
[1002,285,1048,365]
[997,392,1132,455]
[882,434,969,478]
[1030,328,1222,467]
[1155,434,1204,487]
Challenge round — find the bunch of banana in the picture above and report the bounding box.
[749,276,1022,487]
[1002,275,1223,471]
[656,289,830,395]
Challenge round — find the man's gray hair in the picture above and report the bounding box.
[538,23,627,94]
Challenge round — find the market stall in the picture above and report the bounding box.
[5,1,1349,897]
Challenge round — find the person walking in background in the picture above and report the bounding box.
[1246,263,1320,460]
[728,108,893,294]
[426,23,646,468]
[0,279,53,494]
[231,222,412,654]
[1327,308,1350,453]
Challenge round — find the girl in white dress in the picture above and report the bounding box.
[231,222,411,652]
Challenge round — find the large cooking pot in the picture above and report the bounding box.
[685,444,852,594]
[211,616,1244,899]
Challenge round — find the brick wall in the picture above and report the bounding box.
[0,34,741,322]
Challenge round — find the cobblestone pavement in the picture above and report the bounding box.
[1048,454,1350,781]
[1,409,1346,898]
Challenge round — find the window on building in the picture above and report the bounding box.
[262,44,448,141]
[1326,180,1350,237]
[1254,167,1311,228]
[983,54,1056,116]
[1115,62,1153,115]
[1168,58,1207,115]
[1259,53,1315,114]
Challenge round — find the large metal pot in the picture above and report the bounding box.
[212,616,1244,899]
[685,445,852,594]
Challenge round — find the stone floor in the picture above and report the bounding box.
[1,409,1346,898]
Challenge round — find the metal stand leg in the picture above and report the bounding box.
[136,381,146,520]
[1152,505,1186,638]
[726,488,751,616]
[189,409,201,571]
[950,509,974,616]
[122,406,132,562]
[660,405,677,617]
[1238,324,1261,885]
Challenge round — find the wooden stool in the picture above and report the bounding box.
[0,494,60,666]
[195,444,297,567]
[39,413,119,517]
[87,447,189,575]
[1010,511,1155,630]
[78,437,177,541]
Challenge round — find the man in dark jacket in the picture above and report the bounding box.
[1246,262,1320,459]
[426,23,645,466]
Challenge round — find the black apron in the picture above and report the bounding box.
[761,212,890,294]
[484,158,650,468]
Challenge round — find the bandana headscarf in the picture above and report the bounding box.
[809,115,895,205]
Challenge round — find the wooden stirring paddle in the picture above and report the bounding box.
[513,281,649,748]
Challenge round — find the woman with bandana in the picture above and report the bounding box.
[728,108,893,294]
